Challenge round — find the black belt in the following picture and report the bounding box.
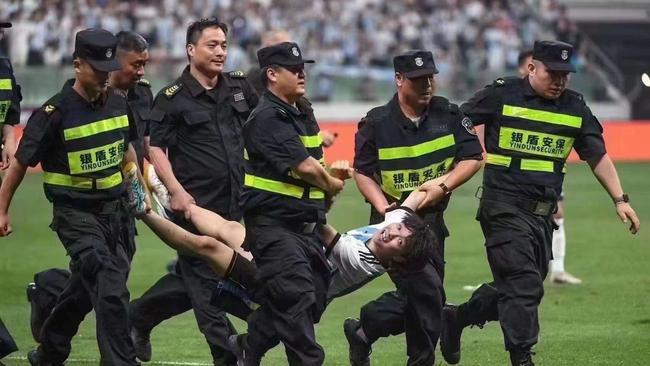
[245,215,318,234]
[479,188,555,216]
[54,198,124,214]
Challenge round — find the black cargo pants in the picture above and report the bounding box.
[39,201,138,365]
[242,223,331,366]
[360,210,448,366]
[472,197,554,353]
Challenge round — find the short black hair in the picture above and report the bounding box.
[186,17,228,46]
[116,31,149,54]
[518,49,534,68]
[398,213,437,269]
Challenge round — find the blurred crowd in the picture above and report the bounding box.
[1,0,578,69]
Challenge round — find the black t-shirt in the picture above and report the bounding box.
[148,66,258,220]
[242,91,325,223]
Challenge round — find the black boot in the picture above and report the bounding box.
[343,318,371,366]
[509,350,535,366]
[440,304,463,364]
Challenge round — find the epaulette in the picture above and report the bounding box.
[449,102,460,114]
[228,70,246,79]
[564,88,584,103]
[492,76,519,87]
[137,78,151,87]
[41,93,62,115]
[163,83,183,99]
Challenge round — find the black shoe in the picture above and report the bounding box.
[441,304,463,364]
[227,334,245,366]
[130,326,152,362]
[509,350,535,366]
[27,349,62,366]
[343,318,371,366]
[27,283,43,343]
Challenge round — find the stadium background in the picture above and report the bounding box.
[1,0,649,365]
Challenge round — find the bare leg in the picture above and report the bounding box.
[188,205,246,252]
[141,212,239,277]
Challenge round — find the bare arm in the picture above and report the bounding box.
[294,156,344,195]
[0,159,28,236]
[149,146,195,219]
[354,171,390,215]
[416,159,482,210]
[587,154,640,234]
[1,125,16,170]
[400,173,451,211]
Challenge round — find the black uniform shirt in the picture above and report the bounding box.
[461,77,606,198]
[127,80,153,170]
[355,95,483,178]
[0,57,21,127]
[242,91,325,223]
[149,67,258,220]
[15,80,138,201]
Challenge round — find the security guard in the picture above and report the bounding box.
[131,18,258,365]
[440,41,640,366]
[0,28,145,365]
[0,20,21,361]
[109,31,153,170]
[348,50,483,366]
[231,42,344,365]
[0,20,21,173]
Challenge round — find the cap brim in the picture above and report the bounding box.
[403,67,439,78]
[278,59,315,66]
[543,61,576,73]
[87,58,122,72]
[0,22,12,28]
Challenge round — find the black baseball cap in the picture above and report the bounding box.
[394,50,439,78]
[0,22,11,28]
[257,42,315,68]
[73,28,121,72]
[533,40,576,73]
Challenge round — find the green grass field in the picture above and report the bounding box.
[1,163,649,365]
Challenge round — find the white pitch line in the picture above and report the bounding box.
[5,356,212,365]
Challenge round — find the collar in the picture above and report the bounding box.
[523,76,562,106]
[180,66,224,98]
[263,90,303,117]
[389,94,429,131]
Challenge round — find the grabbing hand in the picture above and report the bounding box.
[329,160,354,180]
[171,188,195,220]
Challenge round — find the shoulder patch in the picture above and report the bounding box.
[461,117,477,135]
[229,70,246,79]
[274,107,289,119]
[492,76,519,87]
[137,78,151,87]
[163,83,182,98]
[43,104,56,115]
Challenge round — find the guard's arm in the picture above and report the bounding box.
[354,171,390,215]
[1,124,16,170]
[294,156,344,196]
[587,154,640,234]
[0,158,28,236]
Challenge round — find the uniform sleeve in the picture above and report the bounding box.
[244,111,310,174]
[573,105,606,161]
[460,85,500,126]
[148,95,176,148]
[5,79,21,125]
[452,114,484,160]
[353,116,378,177]
[14,109,58,167]
[126,103,139,145]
